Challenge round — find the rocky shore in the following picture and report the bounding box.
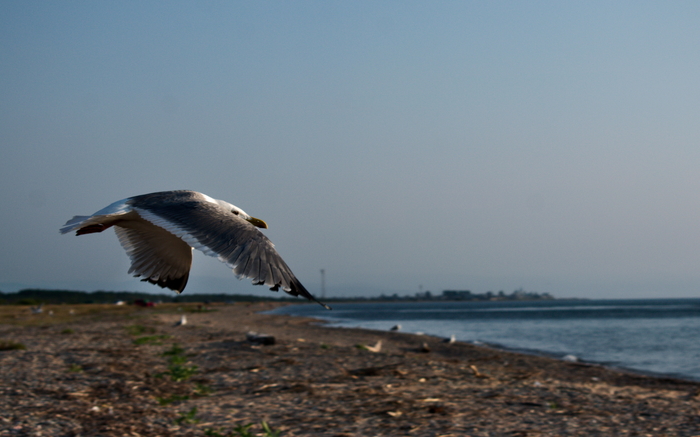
[1,301,700,436]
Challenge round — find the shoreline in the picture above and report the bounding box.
[270,302,700,385]
[2,301,700,436]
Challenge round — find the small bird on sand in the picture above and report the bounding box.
[60,190,329,309]
[175,315,187,326]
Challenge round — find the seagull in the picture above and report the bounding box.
[442,334,456,344]
[60,190,329,309]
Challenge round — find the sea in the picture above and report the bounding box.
[269,298,700,381]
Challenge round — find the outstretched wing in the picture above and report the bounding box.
[130,192,325,307]
[60,197,194,292]
[61,190,329,308]
[113,221,192,293]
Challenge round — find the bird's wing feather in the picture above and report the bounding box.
[113,221,192,293]
[61,190,328,308]
[59,198,133,234]
[130,195,316,302]
[60,215,93,233]
[59,198,193,293]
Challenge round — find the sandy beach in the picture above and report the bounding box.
[2,301,700,437]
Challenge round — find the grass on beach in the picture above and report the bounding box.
[0,340,26,351]
[3,301,700,436]
[0,302,219,327]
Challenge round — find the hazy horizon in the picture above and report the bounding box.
[3,2,700,300]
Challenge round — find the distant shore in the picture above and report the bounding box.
[1,287,556,306]
[2,301,700,436]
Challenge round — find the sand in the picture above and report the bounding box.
[1,301,700,437]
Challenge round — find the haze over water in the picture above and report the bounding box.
[272,299,700,381]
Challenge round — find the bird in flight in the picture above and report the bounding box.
[60,190,329,309]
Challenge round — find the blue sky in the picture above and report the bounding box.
[2,1,700,299]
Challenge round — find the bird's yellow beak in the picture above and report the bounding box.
[247,216,268,229]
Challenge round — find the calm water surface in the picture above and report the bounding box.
[270,299,700,381]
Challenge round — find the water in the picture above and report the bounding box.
[270,299,700,381]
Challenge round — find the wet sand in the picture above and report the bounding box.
[2,301,700,436]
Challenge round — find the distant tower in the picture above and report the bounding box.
[320,269,326,299]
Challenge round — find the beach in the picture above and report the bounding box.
[2,302,700,437]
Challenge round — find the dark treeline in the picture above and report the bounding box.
[0,289,298,305]
[0,288,556,306]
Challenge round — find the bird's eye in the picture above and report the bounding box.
[232,210,239,215]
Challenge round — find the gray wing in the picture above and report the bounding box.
[130,193,325,306]
[114,221,193,293]
[60,198,193,293]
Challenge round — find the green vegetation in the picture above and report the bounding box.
[126,324,156,336]
[60,328,74,334]
[260,422,281,437]
[67,363,82,373]
[174,407,200,425]
[0,340,26,351]
[133,335,170,345]
[205,429,236,437]
[162,343,186,358]
[156,394,190,406]
[162,362,199,382]
[154,342,215,426]
[229,424,254,437]
[194,383,213,395]
[157,343,198,382]
[126,325,170,345]
[0,289,298,305]
[0,287,558,306]
[0,303,137,327]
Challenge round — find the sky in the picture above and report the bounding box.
[2,1,700,300]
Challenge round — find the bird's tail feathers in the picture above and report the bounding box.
[59,216,92,234]
[60,215,118,235]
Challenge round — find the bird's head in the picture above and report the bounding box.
[219,200,268,229]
